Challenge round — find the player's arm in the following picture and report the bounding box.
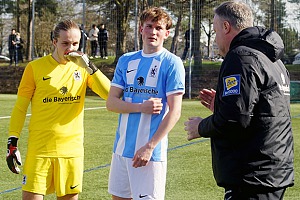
[6,64,34,174]
[89,70,110,100]
[65,51,111,100]
[132,92,183,168]
[106,86,163,114]
[6,96,30,174]
[9,96,31,138]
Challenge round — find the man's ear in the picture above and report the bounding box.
[52,38,57,47]
[223,21,231,34]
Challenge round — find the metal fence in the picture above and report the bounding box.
[1,0,300,61]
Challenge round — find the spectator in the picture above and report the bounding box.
[8,28,16,66]
[79,24,89,53]
[98,23,109,59]
[15,32,24,63]
[88,24,99,58]
[181,28,194,61]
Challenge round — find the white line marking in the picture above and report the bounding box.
[0,107,106,119]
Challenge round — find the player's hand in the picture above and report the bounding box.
[141,98,163,114]
[184,117,202,141]
[6,137,22,174]
[199,89,216,112]
[64,51,98,75]
[132,143,154,168]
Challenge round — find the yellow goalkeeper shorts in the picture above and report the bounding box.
[22,156,83,197]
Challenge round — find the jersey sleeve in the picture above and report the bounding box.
[111,56,126,89]
[87,69,111,100]
[166,56,185,96]
[9,64,35,137]
[9,96,31,138]
[18,64,35,99]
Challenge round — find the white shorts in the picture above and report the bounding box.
[108,153,167,200]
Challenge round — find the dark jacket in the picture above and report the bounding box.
[98,28,108,42]
[199,26,294,189]
[8,34,16,50]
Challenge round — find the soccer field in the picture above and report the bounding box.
[0,94,299,200]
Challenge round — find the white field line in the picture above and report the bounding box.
[0,106,107,119]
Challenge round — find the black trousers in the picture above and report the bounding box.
[90,40,98,57]
[9,48,16,65]
[224,186,287,200]
[99,40,108,58]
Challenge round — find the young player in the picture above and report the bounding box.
[106,7,185,200]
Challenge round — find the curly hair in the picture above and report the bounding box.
[139,7,172,30]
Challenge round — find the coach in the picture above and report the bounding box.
[184,1,294,200]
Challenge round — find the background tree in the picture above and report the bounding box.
[34,0,58,57]
[192,0,221,70]
[112,0,132,63]
[0,0,299,65]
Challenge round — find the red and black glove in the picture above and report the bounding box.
[6,137,22,174]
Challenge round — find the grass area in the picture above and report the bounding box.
[286,64,300,71]
[0,95,299,199]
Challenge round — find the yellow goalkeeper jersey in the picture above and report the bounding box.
[9,55,110,157]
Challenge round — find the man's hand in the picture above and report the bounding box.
[184,117,203,141]
[199,89,216,112]
[141,98,163,114]
[64,51,98,75]
[6,137,22,174]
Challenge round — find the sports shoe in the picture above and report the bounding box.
[104,56,108,59]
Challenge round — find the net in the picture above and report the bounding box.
[291,81,300,102]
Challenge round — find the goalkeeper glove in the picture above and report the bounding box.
[64,51,98,75]
[6,137,22,174]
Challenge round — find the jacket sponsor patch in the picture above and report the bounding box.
[223,74,241,96]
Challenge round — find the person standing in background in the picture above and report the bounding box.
[106,7,185,200]
[79,24,89,53]
[181,28,194,61]
[184,1,294,199]
[8,28,16,66]
[98,23,109,59]
[89,24,99,58]
[15,32,24,64]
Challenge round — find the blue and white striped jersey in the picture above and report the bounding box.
[111,48,185,161]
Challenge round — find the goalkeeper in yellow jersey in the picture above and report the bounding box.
[6,19,110,200]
